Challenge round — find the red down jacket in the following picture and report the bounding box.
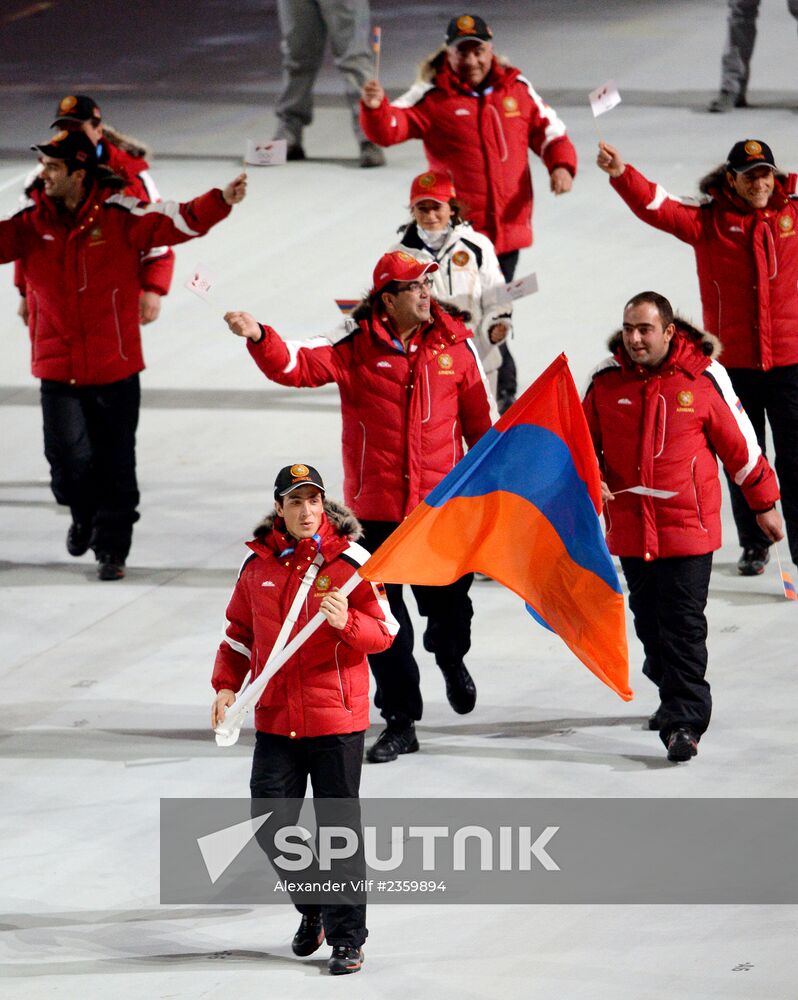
[360,53,577,255]
[247,301,495,522]
[0,180,231,385]
[16,135,175,298]
[212,501,398,739]
[582,322,779,559]
[609,164,798,370]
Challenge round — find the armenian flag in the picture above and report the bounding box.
[360,353,632,700]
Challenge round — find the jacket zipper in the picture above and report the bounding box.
[334,643,353,713]
[353,421,366,499]
[111,288,128,360]
[691,456,708,533]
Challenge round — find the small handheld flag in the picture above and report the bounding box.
[589,80,622,117]
[335,298,359,316]
[774,545,797,601]
[371,26,382,79]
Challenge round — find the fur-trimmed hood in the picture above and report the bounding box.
[417,47,513,86]
[103,125,151,160]
[252,496,363,542]
[698,163,792,202]
[607,316,722,361]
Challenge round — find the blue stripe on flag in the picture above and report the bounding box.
[425,424,620,594]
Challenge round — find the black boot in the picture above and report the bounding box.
[328,945,364,975]
[737,546,770,576]
[66,521,92,557]
[666,728,699,763]
[439,660,476,714]
[96,552,126,581]
[366,721,419,763]
[292,912,324,957]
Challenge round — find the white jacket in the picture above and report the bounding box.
[391,221,512,376]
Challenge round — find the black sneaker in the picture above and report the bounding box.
[96,552,126,581]
[439,660,476,715]
[328,945,363,976]
[647,705,662,731]
[286,143,306,161]
[359,141,385,168]
[666,728,699,763]
[737,546,770,576]
[66,521,91,557]
[292,912,324,957]
[366,722,419,763]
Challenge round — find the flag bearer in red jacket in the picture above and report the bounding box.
[360,13,577,414]
[583,292,783,762]
[0,130,247,580]
[597,138,798,578]
[211,464,398,975]
[224,251,495,763]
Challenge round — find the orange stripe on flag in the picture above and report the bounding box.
[362,491,632,700]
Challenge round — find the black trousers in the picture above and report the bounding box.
[724,365,798,565]
[360,520,474,725]
[620,554,713,744]
[40,375,141,558]
[250,729,367,948]
[496,250,520,413]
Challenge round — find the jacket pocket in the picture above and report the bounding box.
[353,421,366,500]
[111,288,128,360]
[421,365,431,423]
[691,457,708,533]
[334,643,353,714]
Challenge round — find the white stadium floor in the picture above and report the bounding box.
[1,1,797,997]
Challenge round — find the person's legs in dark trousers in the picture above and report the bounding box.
[83,375,141,560]
[496,250,520,413]
[413,573,476,712]
[764,364,798,566]
[724,368,771,555]
[40,380,99,531]
[621,555,713,746]
[359,520,423,725]
[308,731,367,948]
[619,556,664,692]
[720,0,760,101]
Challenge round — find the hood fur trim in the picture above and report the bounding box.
[607,316,722,359]
[103,124,151,160]
[252,497,363,542]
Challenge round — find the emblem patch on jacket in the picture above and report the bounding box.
[452,250,470,267]
[778,215,794,237]
[437,353,455,374]
[502,96,520,117]
[316,575,331,592]
[88,226,105,246]
[676,390,694,412]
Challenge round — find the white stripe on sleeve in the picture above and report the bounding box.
[518,76,567,154]
[105,193,199,236]
[705,360,762,484]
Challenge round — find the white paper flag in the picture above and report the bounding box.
[486,271,539,307]
[589,80,622,118]
[615,486,678,499]
[244,138,288,166]
[185,263,213,301]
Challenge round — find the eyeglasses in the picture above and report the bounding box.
[397,277,434,294]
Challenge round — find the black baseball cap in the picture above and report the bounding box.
[31,130,98,169]
[445,14,493,46]
[274,464,326,499]
[51,94,102,128]
[726,139,777,174]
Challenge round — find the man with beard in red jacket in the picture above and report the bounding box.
[16,94,174,328]
[583,291,783,762]
[212,464,397,975]
[0,130,247,580]
[597,138,798,579]
[359,13,577,414]
[224,250,495,762]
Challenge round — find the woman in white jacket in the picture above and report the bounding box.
[392,171,512,402]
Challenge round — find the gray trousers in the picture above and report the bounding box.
[720,0,798,97]
[275,0,374,144]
